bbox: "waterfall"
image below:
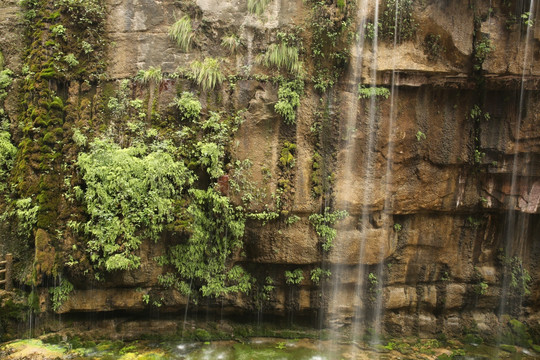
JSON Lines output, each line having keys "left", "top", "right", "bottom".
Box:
{"left": 496, "top": 0, "right": 536, "bottom": 354}
{"left": 349, "top": 0, "right": 381, "bottom": 355}
{"left": 327, "top": 0, "right": 369, "bottom": 335}
{"left": 371, "top": 0, "right": 401, "bottom": 347}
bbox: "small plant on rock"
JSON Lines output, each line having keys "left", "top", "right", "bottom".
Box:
{"left": 247, "top": 0, "right": 273, "bottom": 15}
{"left": 169, "top": 15, "right": 193, "bottom": 52}
{"left": 189, "top": 58, "right": 225, "bottom": 91}
{"left": 221, "top": 34, "right": 242, "bottom": 53}
{"left": 285, "top": 268, "right": 304, "bottom": 285}
{"left": 174, "top": 92, "right": 201, "bottom": 122}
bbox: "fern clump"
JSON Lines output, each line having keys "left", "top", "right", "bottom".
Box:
{"left": 189, "top": 58, "right": 225, "bottom": 91}
{"left": 258, "top": 43, "right": 302, "bottom": 75}
{"left": 221, "top": 34, "right": 242, "bottom": 53}
{"left": 0, "top": 123, "right": 16, "bottom": 192}
{"left": 75, "top": 139, "right": 194, "bottom": 273}
{"left": 174, "top": 92, "right": 202, "bottom": 122}
{"left": 247, "top": 0, "right": 272, "bottom": 15}
{"left": 169, "top": 15, "right": 193, "bottom": 52}
{"left": 135, "top": 66, "right": 163, "bottom": 85}
{"left": 158, "top": 187, "right": 251, "bottom": 299}
{"left": 357, "top": 84, "right": 390, "bottom": 99}
{"left": 309, "top": 208, "right": 348, "bottom": 251}
{"left": 275, "top": 79, "right": 303, "bottom": 124}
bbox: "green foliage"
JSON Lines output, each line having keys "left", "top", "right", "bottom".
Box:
{"left": 470, "top": 105, "right": 490, "bottom": 121}
{"left": 416, "top": 130, "right": 426, "bottom": 141}
{"left": 221, "top": 34, "right": 242, "bottom": 53}
{"left": 367, "top": 272, "right": 380, "bottom": 303}
{"left": 285, "top": 268, "right": 304, "bottom": 285}
{"left": 174, "top": 92, "right": 201, "bottom": 122}
{"left": 57, "top": 0, "right": 105, "bottom": 25}
{"left": 285, "top": 215, "right": 300, "bottom": 225}
{"left": 279, "top": 141, "right": 296, "bottom": 168}
{"left": 159, "top": 188, "right": 251, "bottom": 299}
{"left": 275, "top": 80, "right": 303, "bottom": 124}
{"left": 0, "top": 123, "right": 16, "bottom": 191}
{"left": 189, "top": 58, "right": 225, "bottom": 91}
{"left": 258, "top": 43, "right": 302, "bottom": 75}
{"left": 51, "top": 24, "right": 66, "bottom": 38}
{"left": 169, "top": 15, "right": 193, "bottom": 52}
{"left": 473, "top": 37, "right": 494, "bottom": 71}
{"left": 307, "top": 0, "right": 355, "bottom": 92}
{"left": 247, "top": 0, "right": 272, "bottom": 16}
{"left": 197, "top": 141, "right": 225, "bottom": 178}
{"left": 393, "top": 223, "right": 402, "bottom": 232}
{"left": 474, "top": 149, "right": 485, "bottom": 164}
{"left": 311, "top": 151, "right": 323, "bottom": 197}
{"left": 63, "top": 53, "right": 79, "bottom": 67}
{"left": 72, "top": 128, "right": 87, "bottom": 147}
{"left": 500, "top": 254, "right": 532, "bottom": 296}
{"left": 81, "top": 41, "right": 93, "bottom": 54}
{"left": 424, "top": 34, "right": 445, "bottom": 61}
{"left": 75, "top": 138, "right": 194, "bottom": 273}
{"left": 310, "top": 268, "right": 331, "bottom": 285}
{"left": 309, "top": 208, "right": 348, "bottom": 251}
{"left": 49, "top": 278, "right": 74, "bottom": 311}
{"left": 0, "top": 69, "right": 14, "bottom": 101}
{"left": 474, "top": 281, "right": 488, "bottom": 295}
{"left": 358, "top": 85, "right": 390, "bottom": 100}
{"left": 0, "top": 198, "right": 39, "bottom": 241}
{"left": 247, "top": 211, "right": 280, "bottom": 225}
{"left": 380, "top": 0, "right": 416, "bottom": 43}
{"left": 522, "top": 12, "right": 534, "bottom": 27}
{"left": 136, "top": 66, "right": 163, "bottom": 86}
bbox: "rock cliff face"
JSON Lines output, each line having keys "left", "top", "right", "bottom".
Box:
{"left": 0, "top": 0, "right": 539, "bottom": 338}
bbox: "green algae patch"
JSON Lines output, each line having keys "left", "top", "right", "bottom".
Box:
{"left": 1, "top": 339, "right": 66, "bottom": 358}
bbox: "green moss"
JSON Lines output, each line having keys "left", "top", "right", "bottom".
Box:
{"left": 500, "top": 344, "right": 517, "bottom": 353}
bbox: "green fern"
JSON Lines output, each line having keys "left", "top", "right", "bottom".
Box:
{"left": 190, "top": 58, "right": 225, "bottom": 91}
{"left": 257, "top": 43, "right": 302, "bottom": 75}
{"left": 221, "top": 34, "right": 242, "bottom": 53}
{"left": 169, "top": 15, "right": 193, "bottom": 52}
{"left": 136, "top": 66, "right": 163, "bottom": 85}
{"left": 247, "top": 0, "right": 272, "bottom": 15}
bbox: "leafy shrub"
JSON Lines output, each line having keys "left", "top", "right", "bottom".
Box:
{"left": 380, "top": 0, "right": 416, "bottom": 42}
{"left": 0, "top": 69, "right": 13, "bottom": 101}
{"left": 63, "top": 53, "right": 79, "bottom": 67}
{"left": 258, "top": 43, "right": 302, "bottom": 75}
{"left": 49, "top": 278, "right": 74, "bottom": 311}
{"left": 51, "top": 24, "right": 66, "bottom": 38}
{"left": 72, "top": 128, "right": 87, "bottom": 147}
{"left": 0, "top": 124, "right": 16, "bottom": 191}
{"left": 57, "top": 0, "right": 105, "bottom": 25}
{"left": 159, "top": 188, "right": 251, "bottom": 298}
{"left": 174, "top": 92, "right": 201, "bottom": 122}
{"left": 473, "top": 37, "right": 494, "bottom": 71}
{"left": 169, "top": 15, "right": 193, "bottom": 52}
{"left": 358, "top": 85, "right": 390, "bottom": 99}
{"left": 309, "top": 209, "right": 348, "bottom": 251}
{"left": 310, "top": 268, "right": 331, "bottom": 285}
{"left": 76, "top": 139, "right": 194, "bottom": 272}
{"left": 275, "top": 80, "right": 303, "bottom": 124}
{"left": 197, "top": 141, "right": 225, "bottom": 179}
{"left": 189, "top": 58, "right": 225, "bottom": 91}
{"left": 423, "top": 33, "right": 445, "bottom": 61}
{"left": 285, "top": 268, "right": 304, "bottom": 285}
